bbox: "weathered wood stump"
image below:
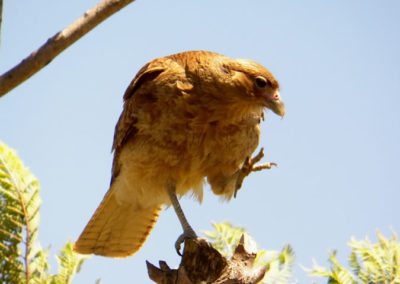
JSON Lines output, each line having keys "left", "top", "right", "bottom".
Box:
{"left": 146, "top": 234, "right": 266, "bottom": 284}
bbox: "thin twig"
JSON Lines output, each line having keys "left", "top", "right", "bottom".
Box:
{"left": 0, "top": 0, "right": 136, "bottom": 97}
{"left": 0, "top": 0, "right": 3, "bottom": 45}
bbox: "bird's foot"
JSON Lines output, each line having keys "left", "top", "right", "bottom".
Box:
{"left": 234, "top": 148, "right": 277, "bottom": 198}
{"left": 175, "top": 229, "right": 197, "bottom": 256}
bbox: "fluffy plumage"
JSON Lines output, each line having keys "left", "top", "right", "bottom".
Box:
{"left": 74, "top": 50, "right": 284, "bottom": 257}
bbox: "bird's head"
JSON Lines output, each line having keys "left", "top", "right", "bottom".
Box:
{"left": 217, "top": 58, "right": 285, "bottom": 117}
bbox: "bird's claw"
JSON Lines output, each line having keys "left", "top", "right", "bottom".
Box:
{"left": 234, "top": 148, "right": 277, "bottom": 198}
{"left": 175, "top": 230, "right": 197, "bottom": 256}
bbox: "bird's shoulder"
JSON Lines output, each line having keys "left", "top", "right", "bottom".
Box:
{"left": 109, "top": 53, "right": 196, "bottom": 182}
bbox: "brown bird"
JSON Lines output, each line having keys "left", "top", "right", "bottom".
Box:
{"left": 74, "top": 50, "right": 284, "bottom": 257}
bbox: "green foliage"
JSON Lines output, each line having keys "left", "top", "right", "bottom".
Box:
{"left": 204, "top": 222, "right": 295, "bottom": 284}
{"left": 204, "top": 222, "right": 246, "bottom": 258}
{"left": 309, "top": 231, "right": 400, "bottom": 284}
{"left": 258, "top": 245, "right": 295, "bottom": 284}
{"left": 51, "top": 242, "right": 87, "bottom": 284}
{"left": 0, "top": 142, "right": 88, "bottom": 284}
{"left": 0, "top": 141, "right": 41, "bottom": 283}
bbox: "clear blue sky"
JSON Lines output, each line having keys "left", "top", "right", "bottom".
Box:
{"left": 1, "top": 1, "right": 399, "bottom": 283}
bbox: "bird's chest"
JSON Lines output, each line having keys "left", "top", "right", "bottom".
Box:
{"left": 154, "top": 110, "right": 260, "bottom": 151}
{"left": 200, "top": 119, "right": 261, "bottom": 170}
{"left": 121, "top": 107, "right": 262, "bottom": 202}
{"left": 138, "top": 101, "right": 262, "bottom": 174}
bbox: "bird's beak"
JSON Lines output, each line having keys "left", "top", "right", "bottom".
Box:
{"left": 265, "top": 90, "right": 285, "bottom": 117}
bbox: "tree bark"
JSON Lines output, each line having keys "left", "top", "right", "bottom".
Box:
{"left": 147, "top": 234, "right": 266, "bottom": 284}
{"left": 0, "top": 0, "right": 136, "bottom": 98}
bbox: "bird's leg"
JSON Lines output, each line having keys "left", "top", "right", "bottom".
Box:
{"left": 166, "top": 181, "right": 197, "bottom": 255}
{"left": 234, "top": 148, "right": 277, "bottom": 198}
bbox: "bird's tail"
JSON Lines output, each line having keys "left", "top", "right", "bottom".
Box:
{"left": 74, "top": 191, "right": 162, "bottom": 257}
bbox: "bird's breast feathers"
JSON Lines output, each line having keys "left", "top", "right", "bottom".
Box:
{"left": 114, "top": 104, "right": 262, "bottom": 206}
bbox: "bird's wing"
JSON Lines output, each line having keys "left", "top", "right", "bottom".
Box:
{"left": 112, "top": 63, "right": 165, "bottom": 152}
{"left": 110, "top": 63, "right": 165, "bottom": 183}
{"left": 74, "top": 62, "right": 168, "bottom": 257}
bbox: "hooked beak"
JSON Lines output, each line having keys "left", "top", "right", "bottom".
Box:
{"left": 265, "top": 90, "right": 285, "bottom": 117}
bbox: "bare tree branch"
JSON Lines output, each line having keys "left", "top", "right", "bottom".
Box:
{"left": 0, "top": 0, "right": 136, "bottom": 98}
{"left": 0, "top": 0, "right": 3, "bottom": 45}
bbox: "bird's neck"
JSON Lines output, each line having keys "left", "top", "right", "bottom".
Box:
{"left": 206, "top": 101, "right": 264, "bottom": 126}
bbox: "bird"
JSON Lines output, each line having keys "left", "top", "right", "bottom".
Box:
{"left": 74, "top": 50, "right": 285, "bottom": 257}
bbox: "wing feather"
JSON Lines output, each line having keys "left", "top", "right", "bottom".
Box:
{"left": 111, "top": 64, "right": 165, "bottom": 183}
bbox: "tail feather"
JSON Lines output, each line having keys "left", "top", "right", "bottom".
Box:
{"left": 74, "top": 191, "right": 161, "bottom": 257}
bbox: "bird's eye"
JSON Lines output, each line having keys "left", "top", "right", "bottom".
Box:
{"left": 254, "top": 76, "right": 269, "bottom": 89}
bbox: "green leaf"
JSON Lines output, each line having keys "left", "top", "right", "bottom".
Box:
{"left": 204, "top": 222, "right": 246, "bottom": 258}
{"left": 51, "top": 242, "right": 89, "bottom": 284}
{"left": 308, "top": 231, "right": 400, "bottom": 283}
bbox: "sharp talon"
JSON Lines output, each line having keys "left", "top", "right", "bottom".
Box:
{"left": 234, "top": 187, "right": 239, "bottom": 198}
{"left": 175, "top": 234, "right": 185, "bottom": 256}
{"left": 175, "top": 231, "right": 197, "bottom": 256}
{"left": 253, "top": 162, "right": 278, "bottom": 171}
{"left": 234, "top": 148, "right": 278, "bottom": 196}
{"left": 251, "top": 148, "right": 265, "bottom": 164}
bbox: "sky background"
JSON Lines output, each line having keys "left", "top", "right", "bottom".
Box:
{"left": 1, "top": 0, "right": 400, "bottom": 283}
